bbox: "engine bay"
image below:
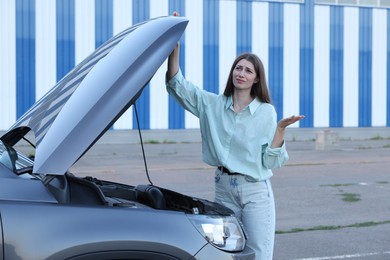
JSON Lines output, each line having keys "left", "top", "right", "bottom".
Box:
{"left": 70, "top": 175, "right": 234, "bottom": 216}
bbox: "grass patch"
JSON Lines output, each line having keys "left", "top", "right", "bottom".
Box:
{"left": 358, "top": 145, "right": 372, "bottom": 150}
{"left": 276, "top": 220, "right": 390, "bottom": 234}
{"left": 339, "top": 192, "right": 360, "bottom": 202}
{"left": 320, "top": 184, "right": 362, "bottom": 202}
{"left": 143, "top": 139, "right": 175, "bottom": 144}
{"left": 320, "top": 183, "right": 354, "bottom": 187}
{"left": 370, "top": 134, "right": 384, "bottom": 140}
{"left": 162, "top": 139, "right": 175, "bottom": 144}
{"left": 144, "top": 139, "right": 160, "bottom": 144}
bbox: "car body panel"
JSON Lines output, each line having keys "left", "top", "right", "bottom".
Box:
{"left": 0, "top": 177, "right": 56, "bottom": 203}
{"left": 0, "top": 202, "right": 206, "bottom": 260}
{"left": 0, "top": 159, "right": 56, "bottom": 203}
{"left": 194, "top": 243, "right": 256, "bottom": 260}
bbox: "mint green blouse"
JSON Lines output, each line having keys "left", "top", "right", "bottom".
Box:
{"left": 166, "top": 69, "right": 289, "bottom": 181}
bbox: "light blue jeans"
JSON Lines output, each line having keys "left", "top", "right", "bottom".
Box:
{"left": 215, "top": 169, "right": 275, "bottom": 260}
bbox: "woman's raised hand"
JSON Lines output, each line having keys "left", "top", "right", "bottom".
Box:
{"left": 277, "top": 115, "right": 305, "bottom": 130}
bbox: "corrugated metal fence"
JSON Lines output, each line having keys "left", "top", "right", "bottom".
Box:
{"left": 0, "top": 0, "right": 389, "bottom": 130}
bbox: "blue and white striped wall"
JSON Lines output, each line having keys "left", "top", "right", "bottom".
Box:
{"left": 1, "top": 0, "right": 389, "bottom": 131}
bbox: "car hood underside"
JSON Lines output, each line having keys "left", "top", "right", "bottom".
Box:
{"left": 1, "top": 16, "right": 188, "bottom": 176}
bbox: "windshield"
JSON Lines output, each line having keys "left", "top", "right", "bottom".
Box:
{"left": 0, "top": 140, "right": 34, "bottom": 174}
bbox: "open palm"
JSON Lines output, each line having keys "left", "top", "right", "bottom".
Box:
{"left": 278, "top": 115, "right": 305, "bottom": 129}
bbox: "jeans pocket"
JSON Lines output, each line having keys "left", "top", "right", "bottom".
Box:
{"left": 244, "top": 175, "right": 259, "bottom": 183}
{"left": 264, "top": 179, "right": 273, "bottom": 198}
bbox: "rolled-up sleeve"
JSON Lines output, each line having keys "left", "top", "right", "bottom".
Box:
{"left": 262, "top": 142, "right": 289, "bottom": 169}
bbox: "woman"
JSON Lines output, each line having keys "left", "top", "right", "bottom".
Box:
{"left": 166, "top": 41, "right": 304, "bottom": 259}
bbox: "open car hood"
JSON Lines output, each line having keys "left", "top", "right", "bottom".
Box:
{"left": 1, "top": 16, "right": 188, "bottom": 175}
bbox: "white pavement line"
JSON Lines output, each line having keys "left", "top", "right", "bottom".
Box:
{"left": 292, "top": 251, "right": 390, "bottom": 260}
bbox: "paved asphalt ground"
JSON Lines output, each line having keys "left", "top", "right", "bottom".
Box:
{"left": 70, "top": 128, "right": 390, "bottom": 260}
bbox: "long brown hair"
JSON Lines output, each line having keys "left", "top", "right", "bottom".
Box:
{"left": 223, "top": 52, "right": 271, "bottom": 104}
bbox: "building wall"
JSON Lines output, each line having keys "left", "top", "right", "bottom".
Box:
{"left": 0, "top": 0, "right": 389, "bottom": 131}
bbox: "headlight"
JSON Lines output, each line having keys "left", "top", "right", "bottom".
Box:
{"left": 187, "top": 214, "right": 246, "bottom": 252}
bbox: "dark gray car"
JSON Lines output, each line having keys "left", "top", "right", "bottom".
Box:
{"left": 0, "top": 16, "right": 254, "bottom": 260}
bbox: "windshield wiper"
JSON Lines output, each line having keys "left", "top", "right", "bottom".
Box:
{"left": 15, "top": 165, "right": 33, "bottom": 175}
